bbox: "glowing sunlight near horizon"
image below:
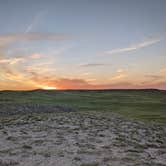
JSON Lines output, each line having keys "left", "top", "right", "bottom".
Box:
{"left": 41, "top": 86, "right": 57, "bottom": 90}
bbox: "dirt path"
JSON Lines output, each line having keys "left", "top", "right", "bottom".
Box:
{"left": 0, "top": 112, "right": 166, "bottom": 166}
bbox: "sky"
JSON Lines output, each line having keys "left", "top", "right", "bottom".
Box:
{"left": 0, "top": 0, "right": 166, "bottom": 90}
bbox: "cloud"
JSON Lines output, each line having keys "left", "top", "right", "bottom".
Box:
{"left": 81, "top": 72, "right": 91, "bottom": 76}
{"left": 5, "top": 71, "right": 24, "bottom": 81}
{"left": 0, "top": 52, "right": 44, "bottom": 65}
{"left": 0, "top": 66, "right": 26, "bottom": 82}
{"left": 27, "top": 70, "right": 132, "bottom": 90}
{"left": 29, "top": 53, "right": 43, "bottom": 59}
{"left": 30, "top": 75, "right": 136, "bottom": 90}
{"left": 0, "top": 67, "right": 37, "bottom": 90}
{"left": 159, "top": 68, "right": 166, "bottom": 74}
{"left": 0, "top": 57, "right": 25, "bottom": 65}
{"left": 116, "top": 69, "right": 124, "bottom": 73}
{"left": 79, "top": 63, "right": 109, "bottom": 67}
{"left": 144, "top": 74, "right": 164, "bottom": 80}
{"left": 86, "top": 78, "right": 97, "bottom": 82}
{"left": 104, "top": 37, "right": 163, "bottom": 55}
{"left": 25, "top": 11, "right": 47, "bottom": 33}
{"left": 0, "top": 32, "right": 71, "bottom": 48}
{"left": 1, "top": 67, "right": 166, "bottom": 90}
{"left": 33, "top": 76, "right": 166, "bottom": 90}
{"left": 110, "top": 73, "right": 127, "bottom": 81}
{"left": 109, "top": 70, "right": 127, "bottom": 82}
{"left": 25, "top": 63, "right": 55, "bottom": 75}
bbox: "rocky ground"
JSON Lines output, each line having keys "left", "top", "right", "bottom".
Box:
{"left": 0, "top": 111, "right": 166, "bottom": 166}
{"left": 0, "top": 104, "right": 75, "bottom": 115}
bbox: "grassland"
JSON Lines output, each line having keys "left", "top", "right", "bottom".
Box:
{"left": 0, "top": 89, "right": 166, "bottom": 166}
{"left": 0, "top": 89, "right": 166, "bottom": 123}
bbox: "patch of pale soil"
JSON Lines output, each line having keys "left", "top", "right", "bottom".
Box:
{"left": 0, "top": 112, "right": 166, "bottom": 166}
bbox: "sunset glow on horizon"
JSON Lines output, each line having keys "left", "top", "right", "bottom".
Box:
{"left": 41, "top": 86, "right": 57, "bottom": 90}
{"left": 0, "top": 0, "right": 166, "bottom": 90}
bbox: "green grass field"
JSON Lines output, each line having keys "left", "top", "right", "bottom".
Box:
{"left": 0, "top": 89, "right": 166, "bottom": 123}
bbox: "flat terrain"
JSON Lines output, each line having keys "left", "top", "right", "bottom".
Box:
{"left": 0, "top": 89, "right": 166, "bottom": 122}
{"left": 0, "top": 112, "right": 166, "bottom": 166}
{"left": 0, "top": 89, "right": 166, "bottom": 166}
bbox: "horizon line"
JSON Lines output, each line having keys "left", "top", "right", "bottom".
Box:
{"left": 0, "top": 88, "right": 166, "bottom": 92}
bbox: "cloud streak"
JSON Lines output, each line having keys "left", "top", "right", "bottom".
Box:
{"left": 25, "top": 11, "right": 47, "bottom": 33}
{"left": 144, "top": 74, "right": 164, "bottom": 80}
{"left": 79, "top": 63, "right": 109, "bottom": 67}
{"left": 0, "top": 32, "right": 70, "bottom": 48}
{"left": 1, "top": 67, "right": 166, "bottom": 90}
{"left": 29, "top": 73, "right": 166, "bottom": 90}
{"left": 0, "top": 57, "right": 25, "bottom": 65}
{"left": 109, "top": 73, "right": 127, "bottom": 81}
{"left": 104, "top": 37, "right": 163, "bottom": 55}
{"left": 0, "top": 51, "right": 44, "bottom": 66}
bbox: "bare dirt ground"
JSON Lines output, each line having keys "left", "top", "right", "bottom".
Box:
{"left": 0, "top": 111, "right": 166, "bottom": 166}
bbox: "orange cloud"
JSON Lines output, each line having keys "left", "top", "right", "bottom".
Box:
{"left": 0, "top": 32, "right": 71, "bottom": 48}
{"left": 109, "top": 70, "right": 127, "bottom": 82}
{"left": 1, "top": 70, "right": 166, "bottom": 90}
{"left": 0, "top": 57, "right": 25, "bottom": 65}
{"left": 29, "top": 53, "right": 43, "bottom": 59}
{"left": 109, "top": 73, "right": 127, "bottom": 81}
{"left": 25, "top": 72, "right": 151, "bottom": 90}
{"left": 26, "top": 70, "right": 166, "bottom": 90}
{"left": 0, "top": 55, "right": 166, "bottom": 90}
{"left": 79, "top": 63, "right": 109, "bottom": 67}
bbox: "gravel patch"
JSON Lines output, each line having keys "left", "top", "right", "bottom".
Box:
{"left": 0, "top": 111, "right": 166, "bottom": 166}
{"left": 0, "top": 103, "right": 75, "bottom": 116}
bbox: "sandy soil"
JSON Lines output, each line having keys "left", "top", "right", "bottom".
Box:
{"left": 0, "top": 111, "right": 166, "bottom": 166}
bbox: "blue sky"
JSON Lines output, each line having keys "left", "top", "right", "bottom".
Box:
{"left": 0, "top": 0, "right": 166, "bottom": 89}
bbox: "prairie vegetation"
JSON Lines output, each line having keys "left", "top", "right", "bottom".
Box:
{"left": 0, "top": 89, "right": 166, "bottom": 165}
